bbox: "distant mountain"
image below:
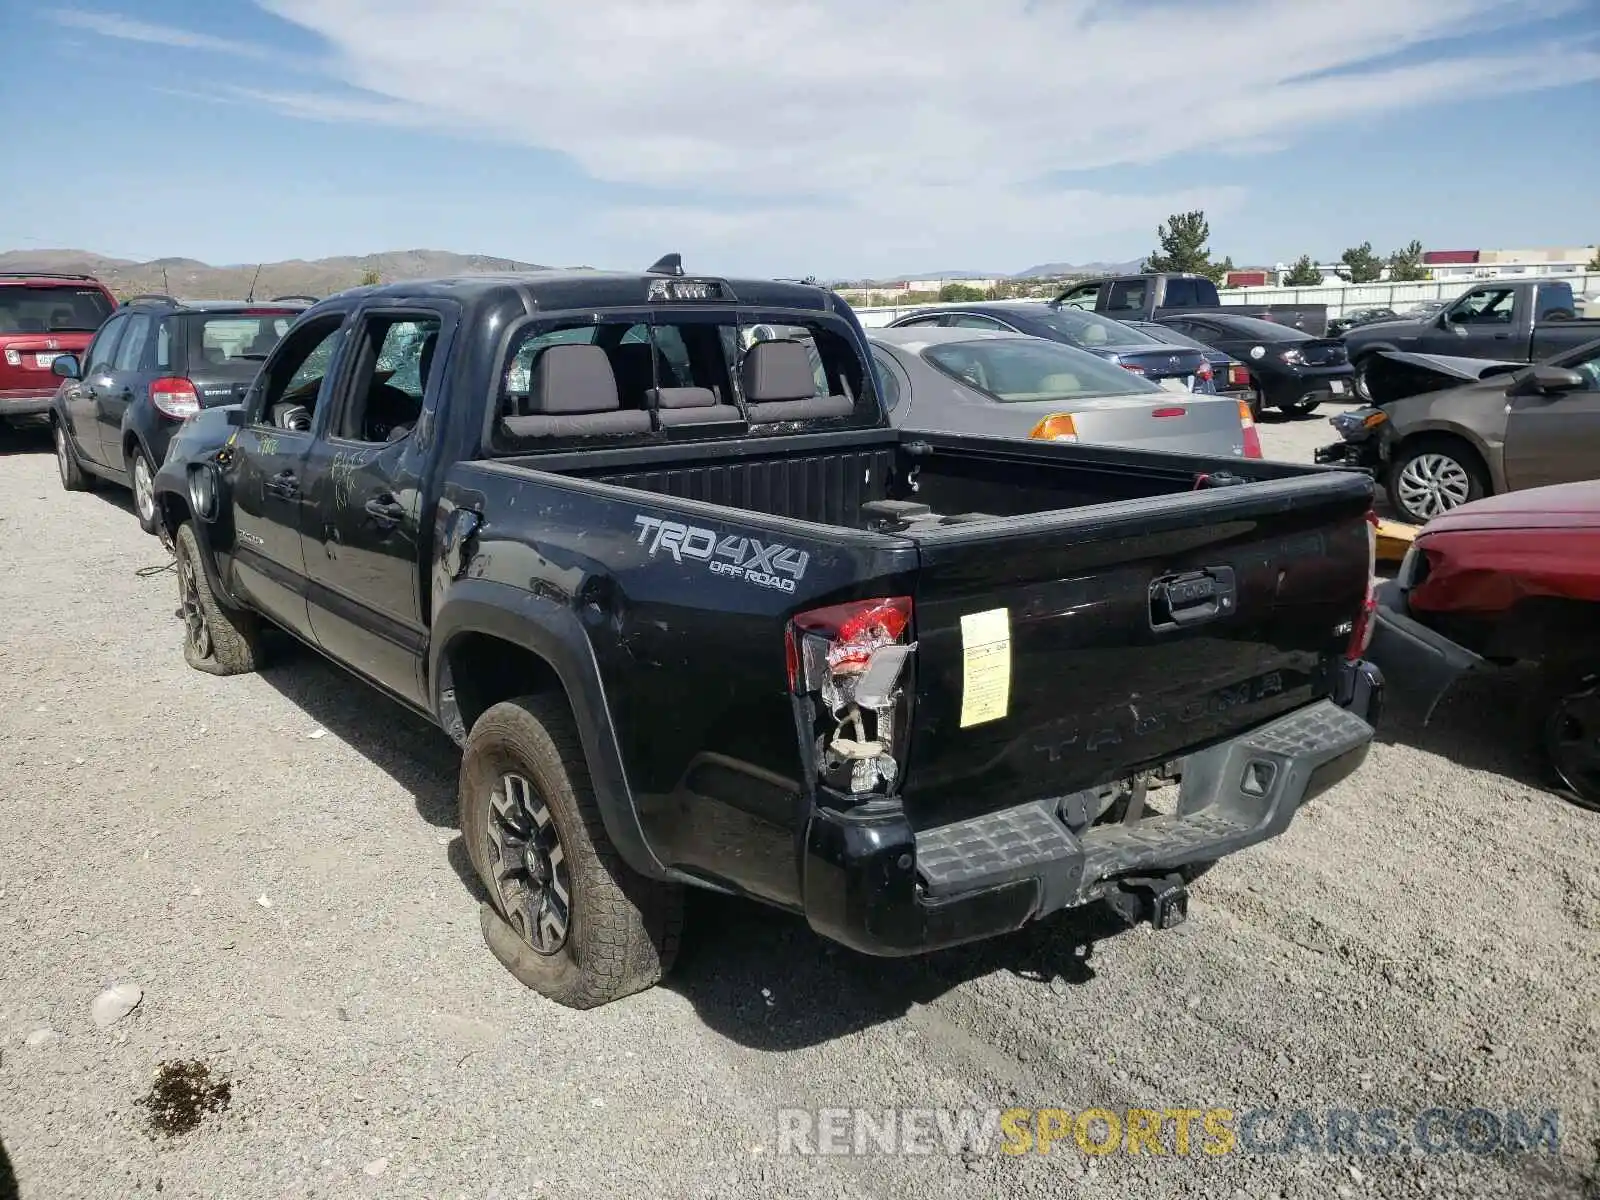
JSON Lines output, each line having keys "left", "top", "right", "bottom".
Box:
{"left": 1009, "top": 258, "right": 1144, "bottom": 278}
{"left": 0, "top": 249, "right": 552, "bottom": 300}
{"left": 837, "top": 258, "right": 1146, "bottom": 287}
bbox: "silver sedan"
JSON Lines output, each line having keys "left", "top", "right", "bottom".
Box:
{"left": 868, "top": 327, "right": 1260, "bottom": 458}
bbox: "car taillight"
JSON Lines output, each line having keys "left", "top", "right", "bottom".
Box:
{"left": 786, "top": 597, "right": 915, "bottom": 796}
{"left": 150, "top": 377, "right": 200, "bottom": 419}
{"left": 1029, "top": 414, "right": 1078, "bottom": 441}
{"left": 1228, "top": 364, "right": 1250, "bottom": 387}
{"left": 1117, "top": 362, "right": 1147, "bottom": 374}
{"left": 1236, "top": 399, "right": 1262, "bottom": 459}
{"left": 1152, "top": 407, "right": 1186, "bottom": 418}
{"left": 1346, "top": 511, "right": 1379, "bottom": 660}
{"left": 4, "top": 349, "right": 19, "bottom": 367}
{"left": 1196, "top": 362, "right": 1213, "bottom": 383}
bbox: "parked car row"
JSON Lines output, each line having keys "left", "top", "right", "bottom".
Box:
{"left": 22, "top": 259, "right": 1387, "bottom": 1010}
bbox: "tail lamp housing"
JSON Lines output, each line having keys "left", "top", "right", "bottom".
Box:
{"left": 1236, "top": 399, "right": 1263, "bottom": 459}
{"left": 1029, "top": 414, "right": 1078, "bottom": 442}
{"left": 1346, "top": 511, "right": 1380, "bottom": 660}
{"left": 785, "top": 597, "right": 915, "bottom": 797}
{"left": 151, "top": 377, "right": 201, "bottom": 419}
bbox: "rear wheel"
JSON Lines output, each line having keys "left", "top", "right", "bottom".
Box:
{"left": 1352, "top": 357, "right": 1377, "bottom": 402}
{"left": 1278, "top": 395, "right": 1321, "bottom": 417}
{"left": 462, "top": 694, "right": 683, "bottom": 1009}
{"left": 129, "top": 446, "right": 159, "bottom": 534}
{"left": 54, "top": 421, "right": 94, "bottom": 492}
{"left": 1386, "top": 438, "right": 1489, "bottom": 524}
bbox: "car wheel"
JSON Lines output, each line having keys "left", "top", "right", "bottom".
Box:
{"left": 129, "top": 446, "right": 159, "bottom": 535}
{"left": 1352, "top": 358, "right": 1376, "bottom": 402}
{"left": 54, "top": 421, "right": 95, "bottom": 492}
{"left": 175, "top": 521, "right": 264, "bottom": 676}
{"left": 1545, "top": 671, "right": 1600, "bottom": 812}
{"left": 462, "top": 693, "right": 683, "bottom": 1010}
{"left": 1278, "top": 395, "right": 1321, "bottom": 417}
{"left": 1386, "top": 439, "right": 1488, "bottom": 524}
{"left": 1247, "top": 387, "right": 1264, "bottom": 422}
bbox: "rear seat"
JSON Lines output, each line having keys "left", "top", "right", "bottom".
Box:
{"left": 502, "top": 344, "right": 652, "bottom": 438}
{"left": 650, "top": 386, "right": 742, "bottom": 427}
{"left": 741, "top": 340, "right": 855, "bottom": 422}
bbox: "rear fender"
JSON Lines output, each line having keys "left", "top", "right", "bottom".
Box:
{"left": 429, "top": 577, "right": 671, "bottom": 882}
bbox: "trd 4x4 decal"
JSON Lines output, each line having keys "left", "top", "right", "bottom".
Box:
{"left": 633, "top": 515, "right": 810, "bottom": 594}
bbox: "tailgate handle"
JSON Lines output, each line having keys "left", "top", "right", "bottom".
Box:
{"left": 1150, "top": 567, "right": 1236, "bottom": 631}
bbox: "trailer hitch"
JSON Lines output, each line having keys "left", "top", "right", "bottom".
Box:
{"left": 1105, "top": 871, "right": 1189, "bottom": 931}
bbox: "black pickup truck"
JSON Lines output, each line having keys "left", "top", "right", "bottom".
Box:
{"left": 1053, "top": 272, "right": 1330, "bottom": 336}
{"left": 151, "top": 263, "right": 1383, "bottom": 1009}
{"left": 1343, "top": 279, "right": 1600, "bottom": 400}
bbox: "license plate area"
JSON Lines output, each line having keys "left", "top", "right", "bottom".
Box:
{"left": 34, "top": 353, "right": 61, "bottom": 369}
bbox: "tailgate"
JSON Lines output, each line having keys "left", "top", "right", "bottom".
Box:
{"left": 899, "top": 472, "right": 1373, "bottom": 828}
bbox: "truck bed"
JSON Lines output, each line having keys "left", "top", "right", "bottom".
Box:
{"left": 471, "top": 429, "right": 1373, "bottom": 842}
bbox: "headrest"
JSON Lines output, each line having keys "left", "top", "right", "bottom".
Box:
{"left": 530, "top": 343, "right": 620, "bottom": 414}
{"left": 649, "top": 386, "right": 718, "bottom": 409}
{"left": 741, "top": 340, "right": 818, "bottom": 403}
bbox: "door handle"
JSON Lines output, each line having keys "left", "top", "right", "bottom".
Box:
{"left": 265, "top": 469, "right": 299, "bottom": 499}
{"left": 364, "top": 495, "right": 406, "bottom": 526}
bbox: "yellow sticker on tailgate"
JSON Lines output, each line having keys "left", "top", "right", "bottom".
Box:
{"left": 959, "top": 607, "right": 1012, "bottom": 728}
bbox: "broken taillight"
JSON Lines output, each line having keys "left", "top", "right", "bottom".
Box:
{"left": 786, "top": 597, "right": 915, "bottom": 797}
{"left": 1346, "top": 511, "right": 1379, "bottom": 660}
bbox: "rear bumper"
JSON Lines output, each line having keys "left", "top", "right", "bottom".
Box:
{"left": 1366, "top": 580, "right": 1481, "bottom": 721}
{"left": 1262, "top": 371, "right": 1354, "bottom": 407}
{"left": 803, "top": 674, "right": 1380, "bottom": 956}
{"left": 0, "top": 389, "right": 56, "bottom": 418}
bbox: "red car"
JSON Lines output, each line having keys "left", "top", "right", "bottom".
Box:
{"left": 0, "top": 272, "right": 118, "bottom": 425}
{"left": 1370, "top": 480, "right": 1600, "bottom": 808}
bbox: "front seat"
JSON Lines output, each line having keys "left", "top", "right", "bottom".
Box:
{"left": 382, "top": 331, "right": 436, "bottom": 442}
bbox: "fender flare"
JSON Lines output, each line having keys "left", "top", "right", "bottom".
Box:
{"left": 429, "top": 578, "right": 670, "bottom": 882}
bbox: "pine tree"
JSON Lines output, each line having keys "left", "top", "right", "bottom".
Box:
{"left": 1282, "top": 255, "right": 1324, "bottom": 287}
{"left": 1387, "top": 240, "right": 1427, "bottom": 283}
{"left": 1144, "top": 211, "right": 1224, "bottom": 280}
{"left": 1340, "top": 242, "right": 1384, "bottom": 284}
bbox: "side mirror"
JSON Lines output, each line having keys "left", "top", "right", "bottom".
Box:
{"left": 51, "top": 354, "right": 81, "bottom": 379}
{"left": 1515, "top": 364, "right": 1586, "bottom": 396}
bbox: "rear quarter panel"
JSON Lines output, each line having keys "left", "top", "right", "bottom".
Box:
{"left": 436, "top": 461, "right": 918, "bottom": 906}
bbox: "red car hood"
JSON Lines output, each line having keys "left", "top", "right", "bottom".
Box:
{"left": 1418, "top": 481, "right": 1600, "bottom": 536}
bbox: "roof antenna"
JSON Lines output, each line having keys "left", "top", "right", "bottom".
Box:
{"left": 646, "top": 253, "right": 684, "bottom": 277}
{"left": 246, "top": 263, "right": 263, "bottom": 302}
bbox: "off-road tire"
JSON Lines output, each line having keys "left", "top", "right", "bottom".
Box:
{"left": 54, "top": 420, "right": 95, "bottom": 492}
{"left": 175, "top": 521, "right": 263, "bottom": 676}
{"left": 462, "top": 694, "right": 683, "bottom": 1009}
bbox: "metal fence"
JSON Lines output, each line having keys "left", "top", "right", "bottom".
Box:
{"left": 848, "top": 273, "right": 1600, "bottom": 328}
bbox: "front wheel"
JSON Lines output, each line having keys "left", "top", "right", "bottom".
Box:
{"left": 462, "top": 694, "right": 683, "bottom": 1009}
{"left": 175, "top": 522, "right": 264, "bottom": 675}
{"left": 1386, "top": 440, "right": 1488, "bottom": 524}
{"left": 129, "top": 446, "right": 159, "bottom": 535}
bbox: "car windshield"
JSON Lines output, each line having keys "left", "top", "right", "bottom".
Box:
{"left": 923, "top": 337, "right": 1162, "bottom": 402}
{"left": 1215, "top": 316, "right": 1313, "bottom": 341}
{"left": 1029, "top": 306, "right": 1161, "bottom": 348}
{"left": 0, "top": 286, "right": 114, "bottom": 333}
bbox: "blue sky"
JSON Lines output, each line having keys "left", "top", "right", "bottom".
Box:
{"left": 2, "top": 0, "right": 1598, "bottom": 278}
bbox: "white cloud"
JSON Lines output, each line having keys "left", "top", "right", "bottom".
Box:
{"left": 52, "top": 8, "right": 278, "bottom": 61}
{"left": 56, "top": 0, "right": 1600, "bottom": 271}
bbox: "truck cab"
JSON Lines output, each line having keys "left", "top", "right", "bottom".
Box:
{"left": 1054, "top": 272, "right": 1329, "bottom": 335}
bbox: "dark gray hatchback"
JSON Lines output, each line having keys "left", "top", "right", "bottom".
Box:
{"left": 49, "top": 295, "right": 313, "bottom": 533}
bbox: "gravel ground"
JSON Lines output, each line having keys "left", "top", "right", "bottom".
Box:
{"left": 2, "top": 416, "right": 1597, "bottom": 1200}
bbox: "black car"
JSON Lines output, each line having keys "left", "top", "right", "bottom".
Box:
{"left": 886, "top": 301, "right": 1214, "bottom": 393}
{"left": 1122, "top": 320, "right": 1253, "bottom": 404}
{"left": 49, "top": 295, "right": 312, "bottom": 532}
{"left": 1327, "top": 307, "right": 1399, "bottom": 337}
{"left": 1155, "top": 312, "right": 1354, "bottom": 416}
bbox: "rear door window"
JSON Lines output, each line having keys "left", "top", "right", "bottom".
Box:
{"left": 113, "top": 314, "right": 153, "bottom": 371}
{"left": 1104, "top": 279, "right": 1147, "bottom": 316}
{"left": 948, "top": 314, "right": 1006, "bottom": 331}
